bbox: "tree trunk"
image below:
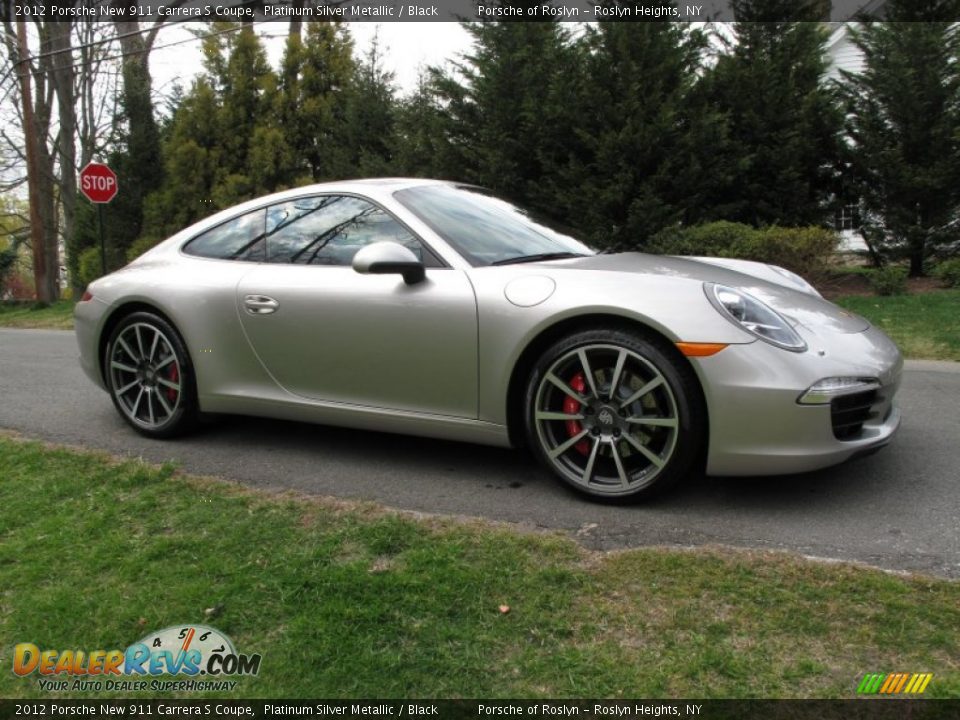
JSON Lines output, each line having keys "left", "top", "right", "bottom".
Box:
{"left": 49, "top": 21, "right": 79, "bottom": 298}
{"left": 16, "top": 20, "right": 56, "bottom": 304}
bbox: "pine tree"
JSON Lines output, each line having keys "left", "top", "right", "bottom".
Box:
{"left": 547, "top": 21, "right": 715, "bottom": 249}
{"left": 280, "top": 22, "right": 356, "bottom": 181}
{"left": 144, "top": 78, "right": 223, "bottom": 235}
{"left": 704, "top": 0, "right": 842, "bottom": 227}
{"left": 99, "top": 51, "right": 164, "bottom": 263}
{"left": 343, "top": 31, "right": 399, "bottom": 177}
{"left": 431, "top": 17, "right": 573, "bottom": 207}
{"left": 211, "top": 23, "right": 277, "bottom": 204}
{"left": 393, "top": 70, "right": 449, "bottom": 178}
{"left": 144, "top": 23, "right": 287, "bottom": 235}
{"left": 841, "top": 0, "right": 960, "bottom": 275}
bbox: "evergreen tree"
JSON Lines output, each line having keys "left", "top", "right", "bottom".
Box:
{"left": 143, "top": 78, "right": 223, "bottom": 235}
{"left": 109, "top": 53, "right": 164, "bottom": 248}
{"left": 431, "top": 16, "right": 572, "bottom": 207}
{"left": 211, "top": 23, "right": 278, "bottom": 204}
{"left": 393, "top": 69, "right": 450, "bottom": 178}
{"left": 549, "top": 20, "right": 715, "bottom": 248}
{"left": 278, "top": 22, "right": 356, "bottom": 181}
{"left": 343, "top": 32, "right": 399, "bottom": 177}
{"left": 841, "top": 0, "right": 960, "bottom": 275}
{"left": 144, "top": 23, "right": 286, "bottom": 235}
{"left": 704, "top": 0, "right": 842, "bottom": 227}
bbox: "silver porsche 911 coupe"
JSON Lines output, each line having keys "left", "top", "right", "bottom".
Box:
{"left": 76, "top": 179, "right": 902, "bottom": 501}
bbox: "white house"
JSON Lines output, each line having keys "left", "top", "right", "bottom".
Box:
{"left": 823, "top": 2, "right": 889, "bottom": 252}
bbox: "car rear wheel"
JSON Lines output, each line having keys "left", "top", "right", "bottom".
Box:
{"left": 525, "top": 328, "right": 704, "bottom": 501}
{"left": 105, "top": 312, "right": 198, "bottom": 438}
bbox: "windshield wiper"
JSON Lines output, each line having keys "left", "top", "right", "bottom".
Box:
{"left": 491, "top": 252, "right": 587, "bottom": 266}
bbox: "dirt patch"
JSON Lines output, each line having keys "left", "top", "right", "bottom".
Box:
{"left": 817, "top": 273, "right": 872, "bottom": 299}
{"left": 817, "top": 273, "right": 945, "bottom": 300}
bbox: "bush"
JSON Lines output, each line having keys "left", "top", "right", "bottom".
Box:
{"left": 77, "top": 247, "right": 105, "bottom": 289}
{"left": 647, "top": 222, "right": 839, "bottom": 281}
{"left": 0, "top": 237, "right": 22, "bottom": 293}
{"left": 647, "top": 221, "right": 756, "bottom": 257}
{"left": 77, "top": 244, "right": 130, "bottom": 289}
{"left": 1, "top": 272, "right": 34, "bottom": 300}
{"left": 126, "top": 235, "right": 162, "bottom": 263}
{"left": 934, "top": 259, "right": 960, "bottom": 288}
{"left": 868, "top": 266, "right": 908, "bottom": 296}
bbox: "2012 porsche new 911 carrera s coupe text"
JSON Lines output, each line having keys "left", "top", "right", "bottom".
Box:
{"left": 76, "top": 179, "right": 903, "bottom": 501}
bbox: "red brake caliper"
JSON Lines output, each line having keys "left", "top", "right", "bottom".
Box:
{"left": 167, "top": 363, "right": 179, "bottom": 403}
{"left": 563, "top": 373, "right": 590, "bottom": 455}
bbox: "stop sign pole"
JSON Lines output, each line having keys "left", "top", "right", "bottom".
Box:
{"left": 79, "top": 162, "right": 118, "bottom": 276}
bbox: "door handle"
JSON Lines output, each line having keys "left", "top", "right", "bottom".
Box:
{"left": 244, "top": 294, "right": 279, "bottom": 315}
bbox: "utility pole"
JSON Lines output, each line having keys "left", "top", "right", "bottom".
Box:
{"left": 15, "top": 20, "right": 51, "bottom": 305}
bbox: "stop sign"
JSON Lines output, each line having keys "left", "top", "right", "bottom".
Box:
{"left": 79, "top": 162, "right": 118, "bottom": 203}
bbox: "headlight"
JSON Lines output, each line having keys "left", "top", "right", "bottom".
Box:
{"left": 705, "top": 283, "right": 807, "bottom": 352}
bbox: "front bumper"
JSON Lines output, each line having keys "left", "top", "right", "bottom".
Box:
{"left": 694, "top": 323, "right": 903, "bottom": 476}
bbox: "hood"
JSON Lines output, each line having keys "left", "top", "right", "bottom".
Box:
{"left": 553, "top": 252, "right": 870, "bottom": 335}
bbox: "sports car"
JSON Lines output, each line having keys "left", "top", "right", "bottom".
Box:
{"left": 75, "top": 179, "right": 902, "bottom": 500}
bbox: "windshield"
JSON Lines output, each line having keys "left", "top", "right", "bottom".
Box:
{"left": 394, "top": 185, "right": 594, "bottom": 266}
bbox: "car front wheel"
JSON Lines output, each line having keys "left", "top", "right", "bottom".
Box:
{"left": 525, "top": 328, "right": 704, "bottom": 501}
{"left": 105, "top": 311, "right": 198, "bottom": 438}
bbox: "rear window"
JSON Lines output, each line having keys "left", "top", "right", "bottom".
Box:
{"left": 182, "top": 209, "right": 266, "bottom": 261}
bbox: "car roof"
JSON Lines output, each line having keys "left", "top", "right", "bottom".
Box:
{"left": 283, "top": 177, "right": 449, "bottom": 194}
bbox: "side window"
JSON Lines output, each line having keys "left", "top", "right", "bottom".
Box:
{"left": 182, "top": 209, "right": 266, "bottom": 261}
{"left": 265, "top": 195, "right": 435, "bottom": 266}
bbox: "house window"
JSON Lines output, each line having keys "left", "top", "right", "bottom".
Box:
{"left": 835, "top": 203, "right": 861, "bottom": 232}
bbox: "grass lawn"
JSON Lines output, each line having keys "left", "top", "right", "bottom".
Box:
{"left": 0, "top": 300, "right": 74, "bottom": 330}
{"left": 835, "top": 290, "right": 960, "bottom": 362}
{"left": 1, "top": 434, "right": 957, "bottom": 699}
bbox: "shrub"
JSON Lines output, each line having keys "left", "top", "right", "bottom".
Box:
{"left": 868, "top": 266, "right": 908, "bottom": 296}
{"left": 934, "top": 259, "right": 960, "bottom": 288}
{"left": 78, "top": 245, "right": 130, "bottom": 289}
{"left": 0, "top": 237, "right": 22, "bottom": 294}
{"left": 647, "top": 222, "right": 839, "bottom": 281}
{"left": 1, "top": 272, "right": 34, "bottom": 300}
{"left": 647, "top": 221, "right": 757, "bottom": 258}
{"left": 77, "top": 247, "right": 105, "bottom": 289}
{"left": 126, "top": 235, "right": 162, "bottom": 263}
{"left": 737, "top": 226, "right": 838, "bottom": 281}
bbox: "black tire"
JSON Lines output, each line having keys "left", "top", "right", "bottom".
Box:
{"left": 104, "top": 311, "right": 198, "bottom": 438}
{"left": 523, "top": 328, "right": 705, "bottom": 502}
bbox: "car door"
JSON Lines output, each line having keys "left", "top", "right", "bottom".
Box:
{"left": 236, "top": 194, "right": 478, "bottom": 419}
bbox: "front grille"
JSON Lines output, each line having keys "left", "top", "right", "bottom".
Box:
{"left": 831, "top": 389, "right": 879, "bottom": 440}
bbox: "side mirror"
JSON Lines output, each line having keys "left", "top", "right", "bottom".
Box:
{"left": 352, "top": 241, "right": 425, "bottom": 285}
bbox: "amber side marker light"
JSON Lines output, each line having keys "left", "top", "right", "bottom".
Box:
{"left": 676, "top": 342, "right": 728, "bottom": 357}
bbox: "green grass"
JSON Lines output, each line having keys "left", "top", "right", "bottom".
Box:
{"left": 0, "top": 300, "right": 74, "bottom": 330}
{"left": 1, "top": 435, "right": 957, "bottom": 699}
{"left": 836, "top": 290, "right": 960, "bottom": 361}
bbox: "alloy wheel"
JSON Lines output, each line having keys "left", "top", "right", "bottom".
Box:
{"left": 533, "top": 343, "right": 680, "bottom": 495}
{"left": 109, "top": 322, "right": 183, "bottom": 430}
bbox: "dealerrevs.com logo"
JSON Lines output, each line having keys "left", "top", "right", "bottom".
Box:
{"left": 13, "top": 625, "right": 261, "bottom": 692}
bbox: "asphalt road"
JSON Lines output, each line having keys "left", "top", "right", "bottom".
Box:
{"left": 2, "top": 328, "right": 958, "bottom": 578}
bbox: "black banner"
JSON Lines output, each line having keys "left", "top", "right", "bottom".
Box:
{"left": 0, "top": 0, "right": 927, "bottom": 24}
{"left": 1, "top": 700, "right": 960, "bottom": 720}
